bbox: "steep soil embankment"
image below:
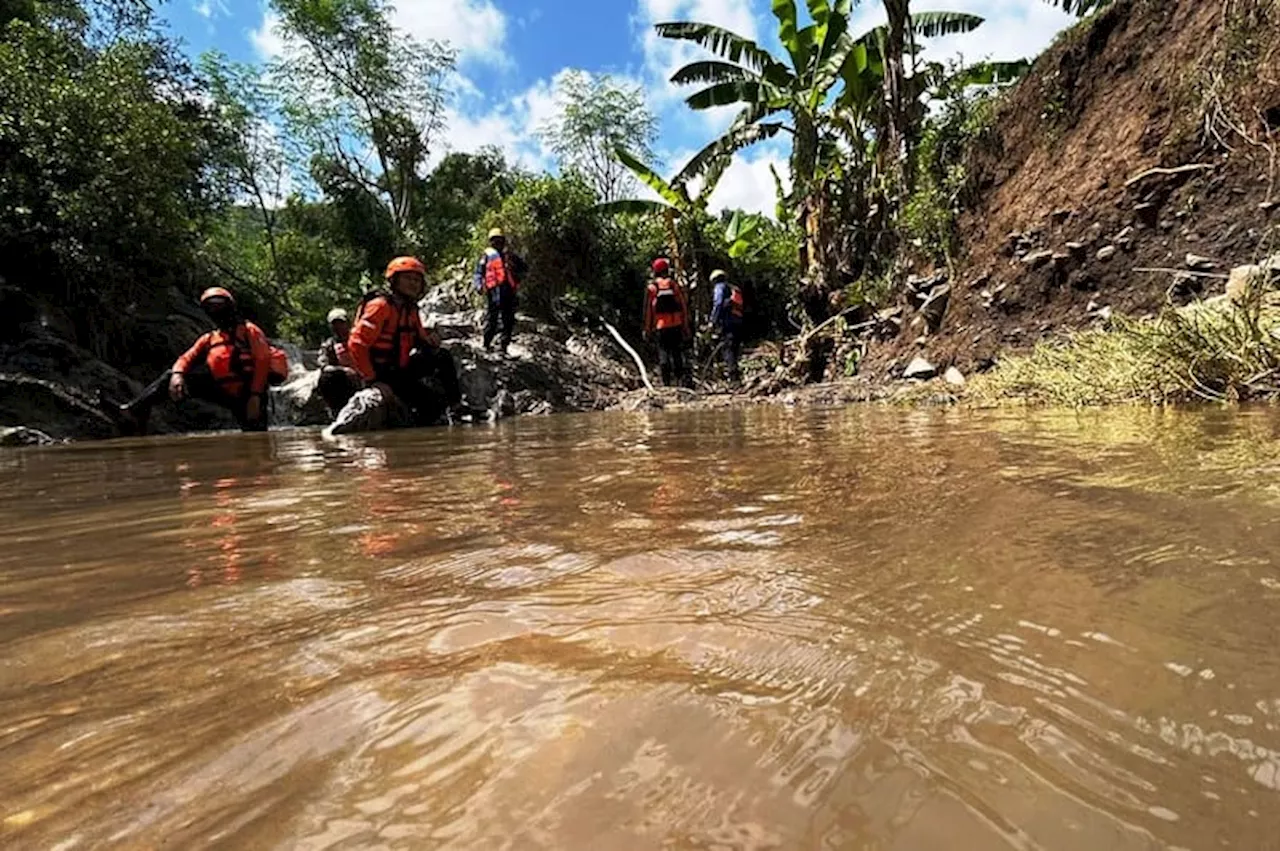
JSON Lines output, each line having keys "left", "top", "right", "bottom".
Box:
{"left": 867, "top": 0, "right": 1280, "bottom": 380}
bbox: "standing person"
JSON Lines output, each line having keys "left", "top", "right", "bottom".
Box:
{"left": 347, "top": 256, "right": 462, "bottom": 425}
{"left": 120, "top": 287, "right": 283, "bottom": 433}
{"left": 318, "top": 307, "right": 361, "bottom": 415}
{"left": 643, "top": 257, "right": 691, "bottom": 387}
{"left": 708, "top": 269, "right": 745, "bottom": 384}
{"left": 474, "top": 227, "right": 524, "bottom": 355}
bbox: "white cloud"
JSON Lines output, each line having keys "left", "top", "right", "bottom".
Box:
{"left": 845, "top": 0, "right": 1074, "bottom": 65}
{"left": 708, "top": 150, "right": 790, "bottom": 218}
{"left": 391, "top": 0, "right": 508, "bottom": 67}
{"left": 634, "top": 0, "right": 763, "bottom": 105}
{"left": 250, "top": 0, "right": 509, "bottom": 66}
{"left": 193, "top": 0, "right": 227, "bottom": 20}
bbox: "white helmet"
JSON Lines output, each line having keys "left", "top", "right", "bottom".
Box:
{"left": 326, "top": 308, "right": 349, "bottom": 323}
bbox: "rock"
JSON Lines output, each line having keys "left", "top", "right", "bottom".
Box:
{"left": 943, "top": 367, "right": 966, "bottom": 388}
{"left": 1066, "top": 241, "right": 1087, "bottom": 260}
{"left": 903, "top": 357, "right": 936, "bottom": 381}
{"left": 1171, "top": 273, "right": 1203, "bottom": 297}
{"left": 1261, "top": 200, "right": 1278, "bottom": 214}
{"left": 1114, "top": 226, "right": 1135, "bottom": 246}
{"left": 1096, "top": 306, "right": 1114, "bottom": 322}
{"left": 1097, "top": 245, "right": 1118, "bottom": 262}
{"left": 1021, "top": 249, "right": 1055, "bottom": 268}
{"left": 1226, "top": 265, "right": 1267, "bottom": 304}
{"left": 919, "top": 285, "right": 951, "bottom": 333}
{"left": 906, "top": 271, "right": 947, "bottom": 298}
{"left": 1051, "top": 209, "right": 1073, "bottom": 225}
{"left": 1185, "top": 253, "right": 1216, "bottom": 271}
{"left": 875, "top": 306, "right": 904, "bottom": 339}
{"left": 1052, "top": 252, "right": 1071, "bottom": 267}
{"left": 270, "top": 369, "right": 330, "bottom": 428}
{"left": 0, "top": 426, "right": 56, "bottom": 447}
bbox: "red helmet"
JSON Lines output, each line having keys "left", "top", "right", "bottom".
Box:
{"left": 199, "top": 286, "right": 234, "bottom": 306}
{"left": 651, "top": 258, "right": 670, "bottom": 275}
{"left": 384, "top": 256, "right": 426, "bottom": 280}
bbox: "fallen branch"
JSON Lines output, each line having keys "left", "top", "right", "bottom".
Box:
{"left": 601, "top": 320, "right": 655, "bottom": 393}
{"left": 1132, "top": 267, "right": 1230, "bottom": 279}
{"left": 1124, "top": 163, "right": 1217, "bottom": 188}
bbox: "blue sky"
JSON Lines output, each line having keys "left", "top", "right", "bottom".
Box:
{"left": 159, "top": 0, "right": 1077, "bottom": 215}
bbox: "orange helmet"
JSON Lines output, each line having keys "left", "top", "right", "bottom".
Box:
{"left": 384, "top": 256, "right": 426, "bottom": 281}
{"left": 199, "top": 286, "right": 234, "bottom": 305}
{"left": 651, "top": 258, "right": 670, "bottom": 275}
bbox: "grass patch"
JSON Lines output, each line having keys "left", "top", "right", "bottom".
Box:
{"left": 971, "top": 298, "right": 1280, "bottom": 405}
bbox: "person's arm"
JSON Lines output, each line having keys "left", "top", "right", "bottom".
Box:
{"left": 710, "top": 282, "right": 726, "bottom": 327}
{"left": 348, "top": 301, "right": 385, "bottom": 382}
{"left": 172, "top": 333, "right": 209, "bottom": 374}
{"left": 246, "top": 323, "right": 272, "bottom": 396}
{"left": 642, "top": 286, "right": 654, "bottom": 338}
{"left": 318, "top": 339, "right": 334, "bottom": 368}
{"left": 414, "top": 309, "right": 441, "bottom": 349}
{"left": 473, "top": 254, "right": 488, "bottom": 293}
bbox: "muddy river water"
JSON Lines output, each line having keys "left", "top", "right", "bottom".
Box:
{"left": 2, "top": 406, "right": 1280, "bottom": 849}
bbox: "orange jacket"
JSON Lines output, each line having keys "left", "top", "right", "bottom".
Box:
{"left": 173, "top": 321, "right": 271, "bottom": 396}
{"left": 349, "top": 294, "right": 436, "bottom": 382}
{"left": 644, "top": 277, "right": 688, "bottom": 333}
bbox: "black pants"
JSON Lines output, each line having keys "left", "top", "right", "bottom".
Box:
{"left": 318, "top": 366, "right": 361, "bottom": 414}
{"left": 484, "top": 285, "right": 517, "bottom": 352}
{"left": 381, "top": 346, "right": 462, "bottom": 425}
{"left": 127, "top": 368, "right": 267, "bottom": 432}
{"left": 657, "top": 327, "right": 688, "bottom": 387}
{"left": 721, "top": 325, "right": 742, "bottom": 382}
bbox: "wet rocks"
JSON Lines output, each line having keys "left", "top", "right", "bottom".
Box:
{"left": 0, "top": 426, "right": 56, "bottom": 447}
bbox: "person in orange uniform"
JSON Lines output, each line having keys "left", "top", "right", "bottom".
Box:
{"left": 348, "top": 255, "right": 462, "bottom": 424}
{"left": 121, "top": 287, "right": 280, "bottom": 432}
{"left": 643, "top": 257, "right": 691, "bottom": 387}
{"left": 318, "top": 306, "right": 361, "bottom": 415}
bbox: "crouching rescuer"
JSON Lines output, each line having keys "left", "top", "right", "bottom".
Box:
{"left": 121, "top": 287, "right": 287, "bottom": 433}
{"left": 332, "top": 256, "right": 462, "bottom": 432}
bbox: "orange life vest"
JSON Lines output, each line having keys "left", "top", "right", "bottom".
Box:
{"left": 200, "top": 326, "right": 259, "bottom": 396}
{"left": 650, "top": 277, "right": 685, "bottom": 330}
{"left": 483, "top": 249, "right": 519, "bottom": 292}
{"left": 728, "top": 285, "right": 745, "bottom": 319}
{"left": 356, "top": 293, "right": 421, "bottom": 379}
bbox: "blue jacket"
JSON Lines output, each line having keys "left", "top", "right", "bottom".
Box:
{"left": 711, "top": 281, "right": 741, "bottom": 329}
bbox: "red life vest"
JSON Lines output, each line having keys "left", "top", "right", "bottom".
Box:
{"left": 483, "top": 249, "right": 519, "bottom": 292}
{"left": 356, "top": 293, "right": 421, "bottom": 379}
{"left": 650, "top": 277, "right": 685, "bottom": 330}
{"left": 728, "top": 285, "right": 745, "bottom": 319}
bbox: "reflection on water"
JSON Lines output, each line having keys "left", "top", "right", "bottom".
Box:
{"left": 3, "top": 407, "right": 1280, "bottom": 848}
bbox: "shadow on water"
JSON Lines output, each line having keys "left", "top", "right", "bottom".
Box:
{"left": 2, "top": 406, "right": 1280, "bottom": 848}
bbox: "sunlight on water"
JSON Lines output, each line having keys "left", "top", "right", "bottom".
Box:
{"left": 2, "top": 406, "right": 1280, "bottom": 848}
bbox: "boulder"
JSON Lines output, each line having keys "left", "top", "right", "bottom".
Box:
{"left": 270, "top": 369, "right": 330, "bottom": 428}
{"left": 1226, "top": 265, "right": 1268, "bottom": 305}
{"left": 903, "top": 356, "right": 937, "bottom": 381}
{"left": 943, "top": 367, "right": 966, "bottom": 388}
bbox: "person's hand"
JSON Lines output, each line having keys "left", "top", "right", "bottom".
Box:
{"left": 245, "top": 394, "right": 262, "bottom": 423}
{"left": 168, "top": 372, "right": 186, "bottom": 401}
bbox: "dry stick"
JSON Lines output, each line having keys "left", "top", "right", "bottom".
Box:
{"left": 1123, "top": 163, "right": 1218, "bottom": 188}
{"left": 1132, "top": 267, "right": 1230, "bottom": 279}
{"left": 601, "top": 319, "right": 656, "bottom": 393}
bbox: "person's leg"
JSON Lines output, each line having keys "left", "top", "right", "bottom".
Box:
{"left": 319, "top": 366, "right": 360, "bottom": 414}
{"left": 657, "top": 332, "right": 675, "bottom": 385}
{"left": 483, "top": 292, "right": 500, "bottom": 350}
{"left": 724, "top": 327, "right": 741, "bottom": 382}
{"left": 500, "top": 287, "right": 516, "bottom": 352}
{"left": 431, "top": 347, "right": 462, "bottom": 407}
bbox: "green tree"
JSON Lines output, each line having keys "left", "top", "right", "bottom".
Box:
{"left": 270, "top": 0, "right": 456, "bottom": 249}
{"left": 419, "top": 148, "right": 516, "bottom": 265}
{"left": 0, "top": 0, "right": 230, "bottom": 362}
{"left": 538, "top": 71, "right": 657, "bottom": 204}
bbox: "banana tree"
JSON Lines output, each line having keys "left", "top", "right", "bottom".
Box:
{"left": 597, "top": 145, "right": 735, "bottom": 319}
{"left": 657, "top": 0, "right": 986, "bottom": 309}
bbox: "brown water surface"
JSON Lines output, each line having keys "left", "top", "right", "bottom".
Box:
{"left": 3, "top": 406, "right": 1280, "bottom": 849}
